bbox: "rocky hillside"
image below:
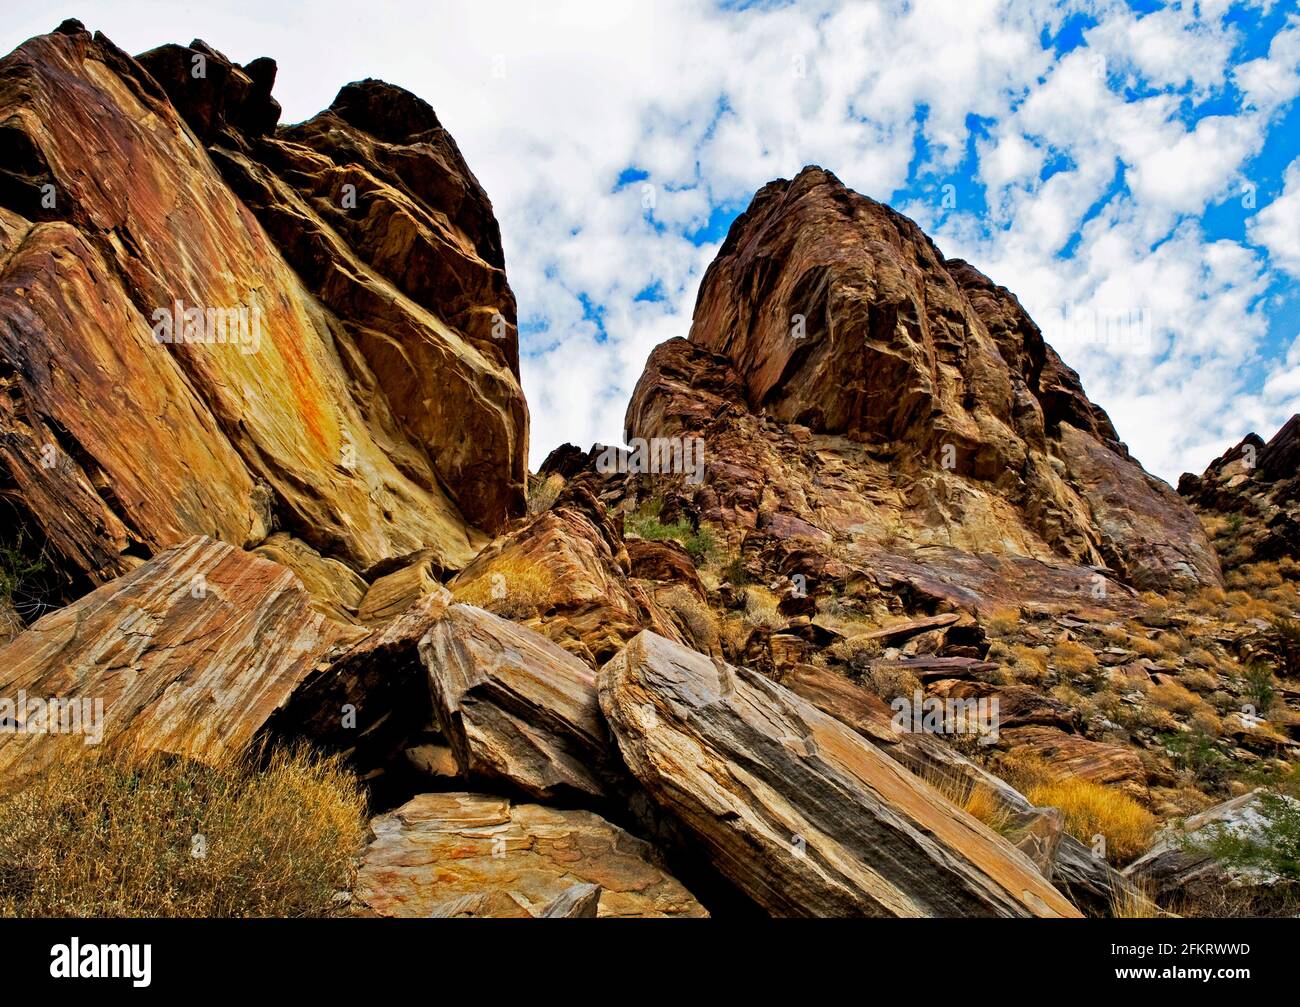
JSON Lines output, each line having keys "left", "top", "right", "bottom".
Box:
{"left": 1, "top": 21, "right": 1297, "bottom": 919}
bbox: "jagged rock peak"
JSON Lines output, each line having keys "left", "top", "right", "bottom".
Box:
{"left": 628, "top": 164, "right": 1221, "bottom": 592}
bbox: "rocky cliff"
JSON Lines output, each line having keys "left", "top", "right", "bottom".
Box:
{"left": 0, "top": 21, "right": 526, "bottom": 615}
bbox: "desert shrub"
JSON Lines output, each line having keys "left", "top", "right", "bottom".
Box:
{"left": 1183, "top": 790, "right": 1300, "bottom": 886}
{"left": 0, "top": 743, "right": 367, "bottom": 917}
{"left": 717, "top": 551, "right": 750, "bottom": 586}
{"left": 1052, "top": 639, "right": 1098, "bottom": 676}
{"left": 452, "top": 558, "right": 554, "bottom": 619}
{"left": 830, "top": 633, "right": 885, "bottom": 672}
{"left": 1163, "top": 727, "right": 1228, "bottom": 785}
{"left": 740, "top": 586, "right": 782, "bottom": 629}
{"left": 983, "top": 606, "right": 1020, "bottom": 636}
{"left": 1024, "top": 777, "right": 1156, "bottom": 864}
{"left": 625, "top": 499, "right": 716, "bottom": 564}
{"left": 1127, "top": 634, "right": 1164, "bottom": 659}
{"left": 1239, "top": 662, "right": 1277, "bottom": 714}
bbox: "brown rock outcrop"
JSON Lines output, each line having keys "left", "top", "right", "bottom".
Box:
{"left": 0, "top": 24, "right": 525, "bottom": 614}
{"left": 448, "top": 483, "right": 685, "bottom": 663}
{"left": 1179, "top": 415, "right": 1300, "bottom": 571}
{"left": 0, "top": 536, "right": 365, "bottom": 777}
{"left": 626, "top": 166, "right": 1220, "bottom": 595}
{"left": 599, "top": 631, "right": 1081, "bottom": 917}
{"left": 351, "top": 792, "right": 707, "bottom": 918}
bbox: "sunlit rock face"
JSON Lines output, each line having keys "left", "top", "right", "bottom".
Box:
{"left": 0, "top": 22, "right": 527, "bottom": 600}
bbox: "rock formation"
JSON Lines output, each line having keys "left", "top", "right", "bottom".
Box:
{"left": 0, "top": 21, "right": 1295, "bottom": 922}
{"left": 623, "top": 167, "right": 1220, "bottom": 598}
{"left": 0, "top": 21, "right": 526, "bottom": 610}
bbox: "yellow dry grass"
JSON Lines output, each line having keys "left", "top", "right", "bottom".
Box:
{"left": 0, "top": 742, "right": 367, "bottom": 917}
{"left": 452, "top": 555, "right": 554, "bottom": 619}
{"left": 1025, "top": 776, "right": 1156, "bottom": 864}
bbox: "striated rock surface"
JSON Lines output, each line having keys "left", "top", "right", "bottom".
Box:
{"left": 599, "top": 631, "right": 1081, "bottom": 917}
{"left": 351, "top": 792, "right": 707, "bottom": 918}
{"left": 0, "top": 24, "right": 525, "bottom": 611}
{"left": 0, "top": 536, "right": 365, "bottom": 777}
{"left": 420, "top": 603, "right": 612, "bottom": 799}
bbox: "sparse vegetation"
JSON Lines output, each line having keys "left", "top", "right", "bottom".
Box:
{"left": 452, "top": 557, "right": 554, "bottom": 619}
{"left": 625, "top": 498, "right": 717, "bottom": 564}
{"left": 1024, "top": 777, "right": 1156, "bottom": 864}
{"left": 0, "top": 743, "right": 367, "bottom": 917}
{"left": 1051, "top": 639, "right": 1099, "bottom": 676}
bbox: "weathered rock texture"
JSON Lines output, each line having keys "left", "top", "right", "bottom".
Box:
{"left": 421, "top": 603, "right": 612, "bottom": 799}
{"left": 599, "top": 631, "right": 1081, "bottom": 917}
{"left": 626, "top": 166, "right": 1219, "bottom": 597}
{"left": 0, "top": 536, "right": 365, "bottom": 777}
{"left": 351, "top": 791, "right": 708, "bottom": 918}
{"left": 1180, "top": 415, "right": 1300, "bottom": 571}
{"left": 0, "top": 23, "right": 525, "bottom": 609}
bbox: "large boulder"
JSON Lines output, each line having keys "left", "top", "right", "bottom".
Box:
{"left": 420, "top": 604, "right": 613, "bottom": 800}
{"left": 351, "top": 792, "right": 707, "bottom": 918}
{"left": 598, "top": 631, "right": 1081, "bottom": 917}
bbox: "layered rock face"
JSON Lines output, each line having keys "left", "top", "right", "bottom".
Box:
{"left": 629, "top": 166, "right": 1219, "bottom": 595}
{"left": 1179, "top": 415, "right": 1300, "bottom": 570}
{"left": 0, "top": 22, "right": 526, "bottom": 606}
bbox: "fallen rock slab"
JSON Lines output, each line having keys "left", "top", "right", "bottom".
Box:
{"left": 599, "top": 631, "right": 1081, "bottom": 917}
{"left": 0, "top": 536, "right": 365, "bottom": 776}
{"left": 351, "top": 792, "right": 707, "bottom": 918}
{"left": 420, "top": 604, "right": 611, "bottom": 800}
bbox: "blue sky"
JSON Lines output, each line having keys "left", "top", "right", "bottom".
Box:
{"left": 4, "top": 0, "right": 1299, "bottom": 482}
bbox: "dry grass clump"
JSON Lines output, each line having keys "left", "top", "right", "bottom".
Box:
{"left": 1138, "top": 591, "right": 1170, "bottom": 613}
{"left": 452, "top": 557, "right": 554, "bottom": 619}
{"left": 1188, "top": 585, "right": 1227, "bottom": 615}
{"left": 1110, "top": 880, "right": 1164, "bottom": 918}
{"left": 1148, "top": 680, "right": 1207, "bottom": 716}
{"left": 1226, "top": 561, "right": 1284, "bottom": 591}
{"left": 1005, "top": 644, "right": 1049, "bottom": 684}
{"left": 1051, "top": 639, "right": 1098, "bottom": 676}
{"left": 1153, "top": 630, "right": 1191, "bottom": 657}
{"left": 993, "top": 753, "right": 1155, "bottom": 864}
{"left": 659, "top": 585, "right": 719, "bottom": 652}
{"left": 921, "top": 768, "right": 1011, "bottom": 833}
{"left": 983, "top": 605, "right": 1020, "bottom": 636}
{"left": 1179, "top": 668, "right": 1219, "bottom": 693}
{"left": 0, "top": 743, "right": 367, "bottom": 917}
{"left": 526, "top": 472, "right": 565, "bottom": 515}
{"left": 1125, "top": 633, "right": 1164, "bottom": 659}
{"left": 1024, "top": 776, "right": 1156, "bottom": 864}
{"left": 717, "top": 614, "right": 751, "bottom": 658}
{"left": 740, "top": 585, "right": 782, "bottom": 629}
{"left": 861, "top": 663, "right": 922, "bottom": 704}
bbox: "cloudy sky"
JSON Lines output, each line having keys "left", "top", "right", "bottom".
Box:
{"left": 5, "top": 1, "right": 1299, "bottom": 483}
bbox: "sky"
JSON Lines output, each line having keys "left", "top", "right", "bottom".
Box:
{"left": 3, "top": 0, "right": 1299, "bottom": 484}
